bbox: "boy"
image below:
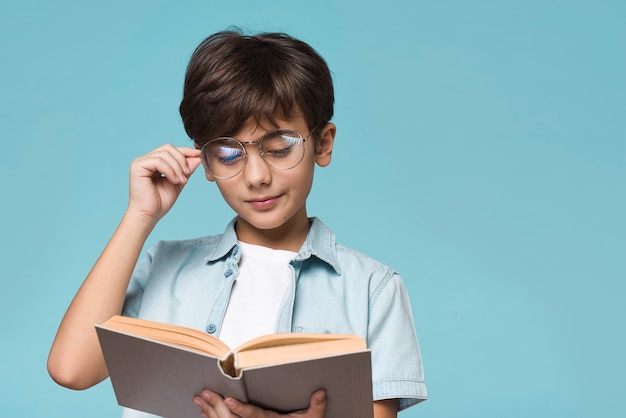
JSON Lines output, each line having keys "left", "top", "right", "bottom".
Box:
{"left": 48, "top": 30, "right": 427, "bottom": 418}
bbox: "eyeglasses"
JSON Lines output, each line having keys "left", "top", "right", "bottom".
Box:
{"left": 200, "top": 128, "right": 315, "bottom": 179}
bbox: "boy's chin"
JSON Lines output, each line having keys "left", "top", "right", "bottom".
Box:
{"left": 236, "top": 215, "right": 289, "bottom": 232}
{"left": 236, "top": 211, "right": 308, "bottom": 235}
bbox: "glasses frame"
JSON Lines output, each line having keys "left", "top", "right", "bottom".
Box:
{"left": 200, "top": 127, "right": 316, "bottom": 180}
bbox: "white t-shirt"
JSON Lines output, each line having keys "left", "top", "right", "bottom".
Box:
{"left": 218, "top": 242, "right": 296, "bottom": 349}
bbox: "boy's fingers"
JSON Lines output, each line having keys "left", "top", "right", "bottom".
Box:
{"left": 224, "top": 389, "right": 326, "bottom": 418}
{"left": 194, "top": 390, "right": 231, "bottom": 417}
{"left": 186, "top": 152, "right": 203, "bottom": 174}
{"left": 155, "top": 145, "right": 190, "bottom": 178}
{"left": 176, "top": 146, "right": 203, "bottom": 175}
{"left": 225, "top": 397, "right": 275, "bottom": 418}
{"left": 140, "top": 157, "right": 186, "bottom": 184}
{"left": 179, "top": 146, "right": 202, "bottom": 158}
{"left": 301, "top": 390, "right": 326, "bottom": 417}
{"left": 134, "top": 146, "right": 192, "bottom": 184}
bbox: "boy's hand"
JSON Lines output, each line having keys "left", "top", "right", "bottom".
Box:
{"left": 127, "top": 144, "right": 202, "bottom": 223}
{"left": 193, "top": 389, "right": 327, "bottom": 418}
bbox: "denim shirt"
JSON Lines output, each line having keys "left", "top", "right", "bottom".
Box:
{"left": 122, "top": 217, "right": 427, "bottom": 417}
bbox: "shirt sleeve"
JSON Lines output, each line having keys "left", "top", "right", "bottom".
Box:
{"left": 368, "top": 271, "right": 428, "bottom": 410}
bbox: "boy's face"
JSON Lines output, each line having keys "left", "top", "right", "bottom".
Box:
{"left": 206, "top": 114, "right": 335, "bottom": 249}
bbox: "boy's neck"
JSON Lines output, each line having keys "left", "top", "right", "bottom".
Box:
{"left": 234, "top": 213, "right": 311, "bottom": 252}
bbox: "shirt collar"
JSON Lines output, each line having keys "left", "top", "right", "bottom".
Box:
{"left": 205, "top": 217, "right": 341, "bottom": 275}
{"left": 205, "top": 217, "right": 239, "bottom": 262}
{"left": 296, "top": 217, "right": 342, "bottom": 275}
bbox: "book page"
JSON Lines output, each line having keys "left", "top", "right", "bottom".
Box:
{"left": 235, "top": 338, "right": 367, "bottom": 370}
{"left": 234, "top": 332, "right": 362, "bottom": 352}
{"left": 102, "top": 315, "right": 230, "bottom": 357}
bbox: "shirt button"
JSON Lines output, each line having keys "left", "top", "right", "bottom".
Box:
{"left": 206, "top": 324, "right": 217, "bottom": 334}
{"left": 232, "top": 247, "right": 239, "bottom": 256}
{"left": 224, "top": 268, "right": 233, "bottom": 277}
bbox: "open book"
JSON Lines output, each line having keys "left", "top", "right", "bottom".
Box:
{"left": 96, "top": 315, "right": 373, "bottom": 418}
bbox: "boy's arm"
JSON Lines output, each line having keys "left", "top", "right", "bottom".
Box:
{"left": 373, "top": 399, "right": 398, "bottom": 418}
{"left": 47, "top": 145, "right": 201, "bottom": 390}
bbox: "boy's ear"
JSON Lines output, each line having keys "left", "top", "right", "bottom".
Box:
{"left": 205, "top": 171, "right": 216, "bottom": 182}
{"left": 315, "top": 123, "right": 336, "bottom": 167}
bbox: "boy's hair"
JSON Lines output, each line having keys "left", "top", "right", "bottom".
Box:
{"left": 179, "top": 29, "right": 334, "bottom": 147}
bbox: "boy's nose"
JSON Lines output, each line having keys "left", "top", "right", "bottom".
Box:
{"left": 242, "top": 150, "right": 271, "bottom": 187}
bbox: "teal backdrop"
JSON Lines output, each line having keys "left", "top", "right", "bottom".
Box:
{"left": 1, "top": 1, "right": 624, "bottom": 417}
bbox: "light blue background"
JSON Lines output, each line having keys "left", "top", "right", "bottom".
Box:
{"left": 1, "top": 1, "right": 624, "bottom": 417}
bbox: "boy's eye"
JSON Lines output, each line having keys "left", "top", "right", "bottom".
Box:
{"left": 263, "top": 135, "right": 300, "bottom": 158}
{"left": 265, "top": 146, "right": 294, "bottom": 158}
{"left": 215, "top": 146, "right": 244, "bottom": 165}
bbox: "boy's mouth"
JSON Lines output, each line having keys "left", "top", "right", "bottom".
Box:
{"left": 246, "top": 194, "right": 283, "bottom": 208}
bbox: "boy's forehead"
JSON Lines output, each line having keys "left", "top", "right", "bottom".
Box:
{"left": 230, "top": 112, "right": 307, "bottom": 136}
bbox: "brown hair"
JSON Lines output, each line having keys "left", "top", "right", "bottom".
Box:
{"left": 179, "top": 29, "right": 334, "bottom": 147}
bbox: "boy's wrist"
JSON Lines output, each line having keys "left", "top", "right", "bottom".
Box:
{"left": 121, "top": 208, "right": 161, "bottom": 237}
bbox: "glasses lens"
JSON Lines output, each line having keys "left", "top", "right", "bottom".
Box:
{"left": 202, "top": 138, "right": 245, "bottom": 178}
{"left": 261, "top": 130, "right": 305, "bottom": 170}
